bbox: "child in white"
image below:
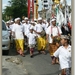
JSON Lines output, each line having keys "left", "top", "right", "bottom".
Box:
{"left": 27, "top": 27, "right": 37, "bottom": 58}
{"left": 53, "top": 35, "right": 71, "bottom": 75}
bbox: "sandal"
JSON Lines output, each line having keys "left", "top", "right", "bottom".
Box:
{"left": 38, "top": 51, "right": 41, "bottom": 54}
{"left": 30, "top": 55, "right": 33, "bottom": 58}
{"left": 55, "top": 59, "right": 59, "bottom": 64}
{"left": 55, "top": 62, "right": 59, "bottom": 64}
{"left": 21, "top": 53, "right": 25, "bottom": 57}
{"left": 41, "top": 51, "right": 46, "bottom": 55}
{"left": 52, "top": 61, "right": 56, "bottom": 65}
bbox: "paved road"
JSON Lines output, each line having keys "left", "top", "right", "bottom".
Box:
{"left": 2, "top": 46, "right": 61, "bottom": 75}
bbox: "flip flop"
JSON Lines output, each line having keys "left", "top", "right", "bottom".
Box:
{"left": 21, "top": 54, "right": 25, "bottom": 57}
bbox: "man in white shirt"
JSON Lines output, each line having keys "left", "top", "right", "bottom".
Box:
{"left": 52, "top": 35, "right": 71, "bottom": 75}
{"left": 6, "top": 21, "right": 11, "bottom": 30}
{"left": 46, "top": 18, "right": 51, "bottom": 28}
{"left": 33, "top": 17, "right": 46, "bottom": 54}
{"left": 23, "top": 17, "right": 31, "bottom": 36}
{"left": 46, "top": 18, "right": 62, "bottom": 60}
{"left": 6, "top": 21, "right": 12, "bottom": 40}
{"left": 9, "top": 20, "right": 15, "bottom": 47}
{"left": 10, "top": 20, "right": 14, "bottom": 29}
{"left": 12, "top": 17, "right": 25, "bottom": 57}
{"left": 9, "top": 20, "right": 15, "bottom": 35}
{"left": 23, "top": 17, "right": 31, "bottom": 51}
{"left": 42, "top": 20, "right": 47, "bottom": 33}
{"left": 45, "top": 19, "right": 51, "bottom": 34}
{"left": 34, "top": 19, "right": 37, "bottom": 25}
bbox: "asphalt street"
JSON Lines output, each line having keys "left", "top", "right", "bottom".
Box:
{"left": 2, "top": 46, "right": 61, "bottom": 75}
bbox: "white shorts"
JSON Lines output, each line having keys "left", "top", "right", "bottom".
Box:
{"left": 29, "top": 44, "right": 35, "bottom": 48}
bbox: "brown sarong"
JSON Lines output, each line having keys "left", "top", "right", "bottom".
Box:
{"left": 49, "top": 43, "right": 58, "bottom": 56}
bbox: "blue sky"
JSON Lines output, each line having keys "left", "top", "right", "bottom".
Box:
{"left": 2, "top": 0, "right": 71, "bottom": 11}
{"left": 2, "top": 0, "right": 10, "bottom": 10}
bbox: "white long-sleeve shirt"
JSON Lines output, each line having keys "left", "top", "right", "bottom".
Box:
{"left": 46, "top": 25, "right": 62, "bottom": 43}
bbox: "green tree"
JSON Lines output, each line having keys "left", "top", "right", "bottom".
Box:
{"left": 2, "top": 0, "right": 28, "bottom": 21}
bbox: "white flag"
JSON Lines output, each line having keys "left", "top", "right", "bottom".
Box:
{"left": 56, "top": 6, "right": 65, "bottom": 27}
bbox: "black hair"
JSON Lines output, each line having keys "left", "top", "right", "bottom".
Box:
{"left": 64, "top": 38, "right": 71, "bottom": 45}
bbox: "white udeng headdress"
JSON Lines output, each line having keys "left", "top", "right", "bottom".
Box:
{"left": 51, "top": 18, "right": 56, "bottom": 22}
{"left": 15, "top": 17, "right": 20, "bottom": 22}
{"left": 38, "top": 17, "right": 42, "bottom": 20}
{"left": 24, "top": 17, "right": 28, "bottom": 20}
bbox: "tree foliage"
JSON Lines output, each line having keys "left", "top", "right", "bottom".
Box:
{"left": 2, "top": 0, "right": 28, "bottom": 21}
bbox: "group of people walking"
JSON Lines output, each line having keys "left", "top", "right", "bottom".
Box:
{"left": 5, "top": 16, "right": 71, "bottom": 75}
